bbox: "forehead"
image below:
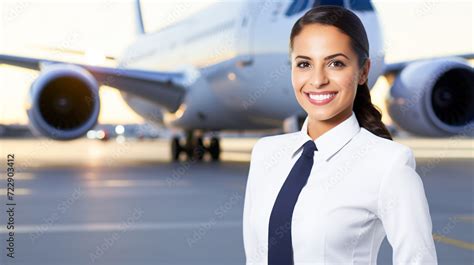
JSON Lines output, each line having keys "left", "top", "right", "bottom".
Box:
{"left": 292, "top": 24, "right": 353, "bottom": 58}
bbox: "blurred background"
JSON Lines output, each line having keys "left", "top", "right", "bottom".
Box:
{"left": 0, "top": 1, "right": 472, "bottom": 265}
{"left": 1, "top": 0, "right": 472, "bottom": 129}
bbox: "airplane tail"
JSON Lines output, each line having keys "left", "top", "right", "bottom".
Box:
{"left": 135, "top": 0, "right": 145, "bottom": 35}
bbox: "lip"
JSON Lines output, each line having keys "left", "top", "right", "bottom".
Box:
{"left": 304, "top": 91, "right": 338, "bottom": 106}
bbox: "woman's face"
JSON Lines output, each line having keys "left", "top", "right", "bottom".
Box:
{"left": 290, "top": 23, "right": 370, "bottom": 122}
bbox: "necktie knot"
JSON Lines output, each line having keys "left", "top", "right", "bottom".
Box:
{"left": 302, "top": 140, "right": 317, "bottom": 158}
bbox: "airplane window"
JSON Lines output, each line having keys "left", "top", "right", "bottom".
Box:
{"left": 314, "top": 0, "right": 344, "bottom": 7}
{"left": 285, "top": 0, "right": 310, "bottom": 16}
{"left": 350, "top": 0, "right": 374, "bottom": 11}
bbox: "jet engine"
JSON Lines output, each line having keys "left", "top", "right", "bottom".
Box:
{"left": 26, "top": 64, "right": 100, "bottom": 140}
{"left": 387, "top": 57, "right": 474, "bottom": 137}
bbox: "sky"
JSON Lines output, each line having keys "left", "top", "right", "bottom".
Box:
{"left": 0, "top": 0, "right": 472, "bottom": 125}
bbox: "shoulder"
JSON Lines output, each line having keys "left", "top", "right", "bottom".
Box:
{"left": 357, "top": 127, "right": 415, "bottom": 169}
{"left": 247, "top": 133, "right": 298, "bottom": 184}
{"left": 251, "top": 132, "right": 300, "bottom": 157}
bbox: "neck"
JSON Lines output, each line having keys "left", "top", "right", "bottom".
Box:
{"left": 307, "top": 109, "right": 352, "bottom": 141}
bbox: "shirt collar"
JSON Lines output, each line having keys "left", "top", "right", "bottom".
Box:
{"left": 291, "top": 110, "right": 361, "bottom": 161}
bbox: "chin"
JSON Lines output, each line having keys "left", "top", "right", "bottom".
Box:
{"left": 306, "top": 108, "right": 337, "bottom": 121}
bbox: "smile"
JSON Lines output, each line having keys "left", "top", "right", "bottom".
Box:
{"left": 304, "top": 91, "right": 338, "bottom": 106}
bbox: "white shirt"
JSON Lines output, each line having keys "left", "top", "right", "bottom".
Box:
{"left": 243, "top": 111, "right": 438, "bottom": 265}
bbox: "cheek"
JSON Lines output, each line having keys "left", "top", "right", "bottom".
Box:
{"left": 291, "top": 72, "right": 306, "bottom": 105}
{"left": 330, "top": 70, "right": 359, "bottom": 93}
{"left": 291, "top": 70, "right": 307, "bottom": 91}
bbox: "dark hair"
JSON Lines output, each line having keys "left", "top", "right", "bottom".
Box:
{"left": 289, "top": 5, "right": 392, "bottom": 140}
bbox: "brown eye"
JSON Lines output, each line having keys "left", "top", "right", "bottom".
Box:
{"left": 296, "top": 61, "right": 310, "bottom": 69}
{"left": 329, "top": 60, "right": 345, "bottom": 68}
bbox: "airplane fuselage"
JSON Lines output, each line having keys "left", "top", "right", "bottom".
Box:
{"left": 118, "top": 0, "right": 385, "bottom": 131}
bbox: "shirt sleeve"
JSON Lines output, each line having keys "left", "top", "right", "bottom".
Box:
{"left": 377, "top": 147, "right": 438, "bottom": 265}
{"left": 243, "top": 139, "right": 263, "bottom": 264}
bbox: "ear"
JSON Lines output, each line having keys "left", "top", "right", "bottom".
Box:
{"left": 358, "top": 58, "right": 371, "bottom": 85}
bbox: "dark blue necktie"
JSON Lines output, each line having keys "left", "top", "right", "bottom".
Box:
{"left": 268, "top": 140, "right": 317, "bottom": 265}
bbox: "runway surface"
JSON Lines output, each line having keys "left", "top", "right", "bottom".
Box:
{"left": 0, "top": 137, "right": 472, "bottom": 264}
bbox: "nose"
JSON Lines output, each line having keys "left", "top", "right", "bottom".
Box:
{"left": 308, "top": 66, "right": 329, "bottom": 88}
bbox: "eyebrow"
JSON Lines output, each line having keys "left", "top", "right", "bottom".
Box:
{"left": 295, "top": 53, "right": 349, "bottom": 61}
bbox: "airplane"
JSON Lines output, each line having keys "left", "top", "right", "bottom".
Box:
{"left": 1, "top": 0, "right": 473, "bottom": 162}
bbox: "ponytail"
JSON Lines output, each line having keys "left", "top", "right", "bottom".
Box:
{"left": 354, "top": 82, "right": 392, "bottom": 140}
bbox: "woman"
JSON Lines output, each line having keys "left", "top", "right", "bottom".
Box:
{"left": 242, "top": 5, "right": 437, "bottom": 265}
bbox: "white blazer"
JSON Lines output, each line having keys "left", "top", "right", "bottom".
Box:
{"left": 243, "top": 110, "right": 438, "bottom": 264}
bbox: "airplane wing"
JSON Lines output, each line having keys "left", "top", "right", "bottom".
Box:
{"left": 0, "top": 54, "right": 189, "bottom": 113}
{"left": 30, "top": 45, "right": 117, "bottom": 61}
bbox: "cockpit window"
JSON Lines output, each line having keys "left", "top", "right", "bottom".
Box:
{"left": 314, "top": 0, "right": 344, "bottom": 7}
{"left": 350, "top": 0, "right": 374, "bottom": 11}
{"left": 285, "top": 0, "right": 310, "bottom": 17}
{"left": 285, "top": 0, "right": 373, "bottom": 17}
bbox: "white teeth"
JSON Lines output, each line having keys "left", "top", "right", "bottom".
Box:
{"left": 308, "top": 93, "right": 336, "bottom": 101}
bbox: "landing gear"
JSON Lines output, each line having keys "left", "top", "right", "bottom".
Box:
{"left": 208, "top": 137, "right": 220, "bottom": 161}
{"left": 171, "top": 130, "right": 221, "bottom": 162}
{"left": 171, "top": 137, "right": 182, "bottom": 161}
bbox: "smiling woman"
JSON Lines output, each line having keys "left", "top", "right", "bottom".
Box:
{"left": 243, "top": 5, "right": 438, "bottom": 265}
{"left": 289, "top": 6, "right": 391, "bottom": 141}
